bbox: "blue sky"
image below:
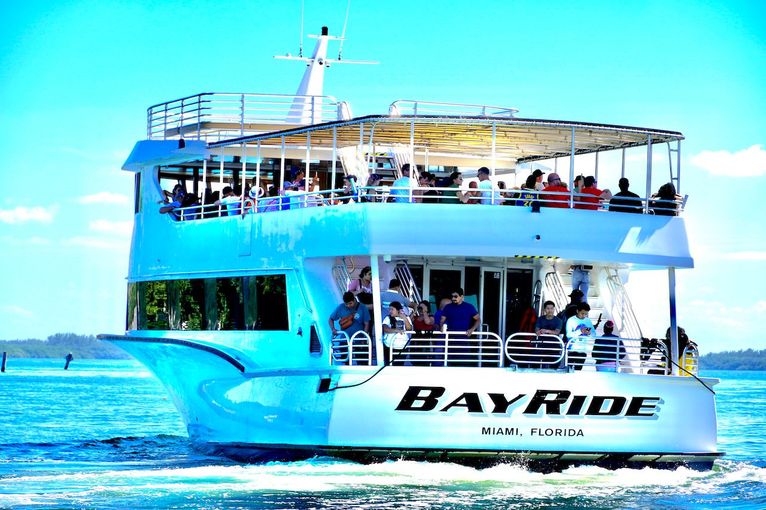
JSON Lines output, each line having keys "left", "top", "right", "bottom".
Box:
{"left": 0, "top": 0, "right": 764, "bottom": 352}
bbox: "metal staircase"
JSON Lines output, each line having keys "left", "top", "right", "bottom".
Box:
{"left": 394, "top": 262, "right": 423, "bottom": 305}
{"left": 604, "top": 268, "right": 643, "bottom": 339}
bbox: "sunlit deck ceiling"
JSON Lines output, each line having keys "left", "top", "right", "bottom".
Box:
{"left": 208, "top": 115, "right": 684, "bottom": 164}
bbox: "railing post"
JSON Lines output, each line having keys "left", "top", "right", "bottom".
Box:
{"left": 163, "top": 103, "right": 168, "bottom": 140}
{"left": 196, "top": 94, "right": 202, "bottom": 139}
{"left": 569, "top": 126, "right": 576, "bottom": 208}
{"left": 240, "top": 94, "right": 245, "bottom": 136}
{"left": 645, "top": 134, "right": 653, "bottom": 214}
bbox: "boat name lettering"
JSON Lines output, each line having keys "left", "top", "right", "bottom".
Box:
{"left": 395, "top": 386, "right": 661, "bottom": 417}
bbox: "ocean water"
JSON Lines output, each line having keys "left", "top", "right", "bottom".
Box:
{"left": 0, "top": 359, "right": 764, "bottom": 509}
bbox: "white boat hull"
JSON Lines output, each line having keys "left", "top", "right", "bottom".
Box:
{"left": 110, "top": 336, "right": 720, "bottom": 470}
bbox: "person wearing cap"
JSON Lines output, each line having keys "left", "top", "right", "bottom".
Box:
{"left": 608, "top": 177, "right": 642, "bottom": 213}
{"left": 593, "top": 320, "right": 626, "bottom": 370}
{"left": 558, "top": 289, "right": 585, "bottom": 338}
{"left": 532, "top": 169, "right": 546, "bottom": 191}
{"left": 542, "top": 173, "right": 569, "bottom": 208}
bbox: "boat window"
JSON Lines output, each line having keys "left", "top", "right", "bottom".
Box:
{"left": 134, "top": 173, "right": 141, "bottom": 214}
{"left": 127, "top": 275, "right": 288, "bottom": 331}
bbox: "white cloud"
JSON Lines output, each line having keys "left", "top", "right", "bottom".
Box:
{"left": 78, "top": 192, "right": 130, "bottom": 205}
{"left": 722, "top": 251, "right": 766, "bottom": 261}
{"left": 62, "top": 236, "right": 127, "bottom": 250}
{"left": 0, "top": 236, "right": 52, "bottom": 246}
{"left": 89, "top": 219, "right": 133, "bottom": 236}
{"left": 0, "top": 305, "right": 34, "bottom": 318}
{"left": 690, "top": 144, "right": 766, "bottom": 177}
{"left": 0, "top": 206, "right": 55, "bottom": 224}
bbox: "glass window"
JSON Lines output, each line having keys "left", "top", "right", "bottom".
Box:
{"left": 127, "top": 275, "right": 289, "bottom": 331}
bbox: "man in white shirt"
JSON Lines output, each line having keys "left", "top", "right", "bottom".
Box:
{"left": 566, "top": 302, "right": 595, "bottom": 371}
{"left": 477, "top": 167, "right": 496, "bottom": 205}
{"left": 391, "top": 164, "right": 415, "bottom": 203}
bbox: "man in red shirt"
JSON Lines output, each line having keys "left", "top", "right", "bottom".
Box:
{"left": 542, "top": 173, "right": 570, "bottom": 208}
{"left": 577, "top": 176, "right": 610, "bottom": 210}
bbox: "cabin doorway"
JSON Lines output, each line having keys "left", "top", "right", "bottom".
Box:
{"left": 424, "top": 266, "right": 464, "bottom": 312}
{"left": 481, "top": 268, "right": 504, "bottom": 334}
{"left": 505, "top": 268, "right": 534, "bottom": 337}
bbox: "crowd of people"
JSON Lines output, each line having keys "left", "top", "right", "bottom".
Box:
{"left": 159, "top": 164, "right": 683, "bottom": 219}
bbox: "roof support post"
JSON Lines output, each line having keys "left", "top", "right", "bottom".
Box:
{"left": 202, "top": 158, "right": 207, "bottom": 198}
{"left": 410, "top": 120, "right": 415, "bottom": 201}
{"left": 255, "top": 140, "right": 261, "bottom": 210}
{"left": 331, "top": 126, "right": 337, "bottom": 194}
{"left": 644, "top": 135, "right": 653, "bottom": 214}
{"left": 280, "top": 136, "right": 286, "bottom": 200}
{"left": 306, "top": 132, "right": 311, "bottom": 195}
{"left": 370, "top": 255, "right": 384, "bottom": 366}
{"left": 240, "top": 143, "right": 247, "bottom": 214}
{"left": 594, "top": 151, "right": 599, "bottom": 182}
{"left": 668, "top": 267, "right": 679, "bottom": 376}
{"left": 676, "top": 140, "right": 682, "bottom": 194}
{"left": 219, "top": 148, "right": 225, "bottom": 216}
{"left": 496, "top": 122, "right": 497, "bottom": 205}
{"left": 621, "top": 148, "right": 626, "bottom": 179}
{"left": 569, "top": 126, "right": 576, "bottom": 208}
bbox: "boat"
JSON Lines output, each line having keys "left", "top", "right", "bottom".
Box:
{"left": 100, "top": 26, "right": 722, "bottom": 471}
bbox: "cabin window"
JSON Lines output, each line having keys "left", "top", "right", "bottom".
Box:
{"left": 127, "top": 275, "right": 289, "bottom": 331}
{"left": 134, "top": 173, "right": 142, "bottom": 214}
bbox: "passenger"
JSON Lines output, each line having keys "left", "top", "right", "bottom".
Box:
{"left": 440, "top": 172, "right": 466, "bottom": 204}
{"left": 413, "top": 300, "right": 435, "bottom": 334}
{"left": 466, "top": 180, "right": 481, "bottom": 204}
{"left": 329, "top": 291, "right": 371, "bottom": 339}
{"left": 558, "top": 289, "right": 584, "bottom": 339}
{"left": 382, "top": 301, "right": 413, "bottom": 363}
{"left": 532, "top": 169, "right": 546, "bottom": 191}
{"left": 664, "top": 326, "right": 692, "bottom": 362}
{"left": 422, "top": 172, "right": 440, "bottom": 203}
{"left": 159, "top": 184, "right": 185, "bottom": 218}
{"left": 340, "top": 175, "right": 359, "bottom": 203}
{"left": 290, "top": 167, "right": 305, "bottom": 188}
{"left": 570, "top": 264, "right": 592, "bottom": 302}
{"left": 608, "top": 177, "right": 643, "bottom": 213}
{"left": 651, "top": 182, "right": 681, "bottom": 216}
{"left": 517, "top": 174, "right": 539, "bottom": 210}
{"left": 413, "top": 172, "right": 430, "bottom": 203}
{"left": 566, "top": 302, "right": 595, "bottom": 370}
{"left": 391, "top": 164, "right": 415, "bottom": 203}
{"left": 361, "top": 173, "right": 382, "bottom": 202}
{"left": 573, "top": 175, "right": 585, "bottom": 195}
{"left": 593, "top": 320, "right": 626, "bottom": 370}
{"left": 259, "top": 185, "right": 282, "bottom": 213}
{"left": 576, "top": 176, "right": 611, "bottom": 210}
{"left": 412, "top": 300, "right": 436, "bottom": 366}
{"left": 379, "top": 279, "right": 412, "bottom": 318}
{"left": 347, "top": 266, "right": 374, "bottom": 315}
{"left": 477, "top": 167, "right": 496, "bottom": 205}
{"left": 535, "top": 301, "right": 563, "bottom": 336}
{"left": 432, "top": 296, "right": 452, "bottom": 330}
{"left": 439, "top": 287, "right": 479, "bottom": 336}
{"left": 541, "top": 173, "right": 570, "bottom": 208}
{"left": 215, "top": 186, "right": 241, "bottom": 216}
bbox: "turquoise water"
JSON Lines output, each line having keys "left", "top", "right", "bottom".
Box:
{"left": 1, "top": 359, "right": 764, "bottom": 509}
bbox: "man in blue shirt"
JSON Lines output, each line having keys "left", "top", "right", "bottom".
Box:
{"left": 439, "top": 287, "right": 479, "bottom": 335}
{"left": 390, "top": 164, "right": 416, "bottom": 203}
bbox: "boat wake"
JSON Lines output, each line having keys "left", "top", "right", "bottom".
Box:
{"left": 1, "top": 437, "right": 764, "bottom": 509}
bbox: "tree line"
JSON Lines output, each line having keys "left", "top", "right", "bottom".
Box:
{"left": 0, "top": 333, "right": 130, "bottom": 359}
{"left": 699, "top": 349, "right": 766, "bottom": 371}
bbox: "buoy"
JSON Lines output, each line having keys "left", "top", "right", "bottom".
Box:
{"left": 1, "top": 352, "right": 6, "bottom": 372}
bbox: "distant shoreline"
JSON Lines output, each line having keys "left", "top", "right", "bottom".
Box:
{"left": 1, "top": 335, "right": 763, "bottom": 369}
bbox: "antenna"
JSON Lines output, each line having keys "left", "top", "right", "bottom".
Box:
{"left": 338, "top": 0, "right": 351, "bottom": 60}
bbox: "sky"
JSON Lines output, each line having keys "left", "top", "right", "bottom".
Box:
{"left": 0, "top": 0, "right": 764, "bottom": 352}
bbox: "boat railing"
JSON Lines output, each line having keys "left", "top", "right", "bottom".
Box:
{"left": 393, "top": 262, "right": 423, "bottom": 305}
{"left": 389, "top": 331, "right": 504, "bottom": 367}
{"left": 388, "top": 100, "right": 519, "bottom": 118}
{"left": 544, "top": 271, "right": 569, "bottom": 314}
{"left": 564, "top": 335, "right": 671, "bottom": 375}
{"left": 605, "top": 268, "right": 643, "bottom": 339}
{"left": 146, "top": 92, "right": 345, "bottom": 140}
{"left": 505, "top": 333, "right": 565, "bottom": 368}
{"left": 160, "top": 185, "right": 686, "bottom": 221}
{"left": 331, "top": 331, "right": 373, "bottom": 366}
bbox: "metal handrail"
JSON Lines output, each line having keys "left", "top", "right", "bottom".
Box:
{"left": 505, "top": 333, "right": 565, "bottom": 367}
{"left": 158, "top": 185, "right": 686, "bottom": 222}
{"left": 394, "top": 262, "right": 423, "bottom": 305}
{"left": 389, "top": 100, "right": 519, "bottom": 118}
{"left": 544, "top": 271, "right": 568, "bottom": 314}
{"left": 331, "top": 331, "right": 373, "bottom": 366}
{"left": 605, "top": 268, "right": 643, "bottom": 339}
{"left": 390, "top": 331, "right": 503, "bottom": 367}
{"left": 147, "top": 92, "right": 344, "bottom": 140}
